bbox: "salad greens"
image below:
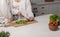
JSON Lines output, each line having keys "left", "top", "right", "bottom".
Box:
{"left": 0, "top": 31, "right": 10, "bottom": 37}
{"left": 16, "top": 20, "right": 27, "bottom": 24}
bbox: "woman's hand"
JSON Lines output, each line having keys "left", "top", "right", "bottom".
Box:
{"left": 18, "top": 12, "right": 23, "bottom": 16}
{"left": 17, "top": 8, "right": 23, "bottom": 16}
{"left": 27, "top": 17, "right": 34, "bottom": 21}
{"left": 7, "top": 18, "right": 13, "bottom": 23}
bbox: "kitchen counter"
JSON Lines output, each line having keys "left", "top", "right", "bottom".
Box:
{"left": 0, "top": 14, "right": 60, "bottom": 37}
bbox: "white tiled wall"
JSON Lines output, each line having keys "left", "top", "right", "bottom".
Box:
{"left": 32, "top": 1, "right": 60, "bottom": 16}
{"left": 31, "top": 0, "right": 44, "bottom": 4}
{"left": 31, "top": 0, "right": 60, "bottom": 4}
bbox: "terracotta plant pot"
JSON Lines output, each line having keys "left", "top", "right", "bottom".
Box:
{"left": 49, "top": 21, "right": 58, "bottom": 31}
{"left": 49, "top": 24, "right": 58, "bottom": 31}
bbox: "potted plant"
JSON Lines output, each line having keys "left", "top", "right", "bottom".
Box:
{"left": 49, "top": 14, "right": 59, "bottom": 31}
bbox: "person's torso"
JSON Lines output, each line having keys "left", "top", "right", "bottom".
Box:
{"left": 11, "top": 0, "right": 27, "bottom": 20}
{"left": 12, "top": 0, "right": 26, "bottom": 14}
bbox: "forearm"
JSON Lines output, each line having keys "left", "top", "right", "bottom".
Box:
{"left": 26, "top": 0, "right": 34, "bottom": 19}
{"left": 20, "top": 0, "right": 34, "bottom": 21}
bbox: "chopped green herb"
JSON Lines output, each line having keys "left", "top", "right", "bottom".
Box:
{"left": 16, "top": 20, "right": 27, "bottom": 24}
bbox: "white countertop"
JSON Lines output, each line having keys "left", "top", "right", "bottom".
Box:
{"left": 0, "top": 14, "right": 60, "bottom": 37}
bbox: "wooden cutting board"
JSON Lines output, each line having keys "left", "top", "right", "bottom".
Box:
{"left": 3, "top": 20, "right": 38, "bottom": 27}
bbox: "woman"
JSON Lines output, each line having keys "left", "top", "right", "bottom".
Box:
{"left": 10, "top": 0, "right": 34, "bottom": 21}
{"left": 0, "top": 0, "right": 12, "bottom": 23}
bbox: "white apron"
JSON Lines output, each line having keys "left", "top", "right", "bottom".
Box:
{"left": 10, "top": 0, "right": 34, "bottom": 20}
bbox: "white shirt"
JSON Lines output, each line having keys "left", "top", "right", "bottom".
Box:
{"left": 0, "top": 0, "right": 12, "bottom": 24}
{"left": 10, "top": 0, "right": 34, "bottom": 19}
{"left": 0, "top": 0, "right": 12, "bottom": 18}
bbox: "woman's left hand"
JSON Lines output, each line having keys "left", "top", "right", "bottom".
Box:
{"left": 27, "top": 17, "right": 34, "bottom": 21}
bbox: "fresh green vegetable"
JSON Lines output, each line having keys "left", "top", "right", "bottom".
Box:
{"left": 49, "top": 14, "right": 59, "bottom": 22}
{"left": 0, "top": 31, "right": 10, "bottom": 37}
{"left": 16, "top": 20, "right": 27, "bottom": 24}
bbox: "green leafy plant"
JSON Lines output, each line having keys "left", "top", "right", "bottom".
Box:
{"left": 49, "top": 14, "right": 59, "bottom": 22}
{"left": 0, "top": 31, "right": 10, "bottom": 37}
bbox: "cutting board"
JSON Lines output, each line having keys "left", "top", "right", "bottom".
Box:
{"left": 3, "top": 20, "right": 38, "bottom": 27}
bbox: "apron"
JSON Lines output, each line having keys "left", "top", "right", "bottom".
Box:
{"left": 10, "top": 0, "right": 34, "bottom": 20}
{"left": 11, "top": 0, "right": 26, "bottom": 20}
